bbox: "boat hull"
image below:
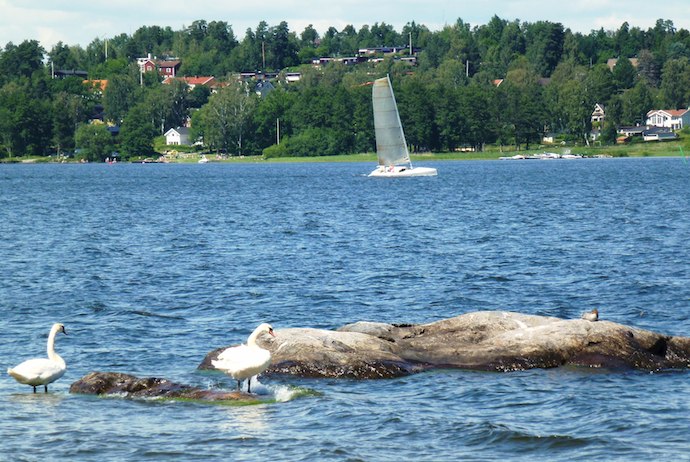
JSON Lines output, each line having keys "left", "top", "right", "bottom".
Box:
{"left": 368, "top": 166, "right": 438, "bottom": 178}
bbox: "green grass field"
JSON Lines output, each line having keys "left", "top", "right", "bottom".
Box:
{"left": 3, "top": 137, "right": 687, "bottom": 164}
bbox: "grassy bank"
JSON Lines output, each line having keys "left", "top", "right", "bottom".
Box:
{"left": 209, "top": 139, "right": 688, "bottom": 163}
{"left": 181, "top": 137, "right": 689, "bottom": 163}
{"left": 2, "top": 138, "right": 687, "bottom": 164}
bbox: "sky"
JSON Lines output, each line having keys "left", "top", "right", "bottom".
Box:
{"left": 2, "top": 0, "right": 690, "bottom": 50}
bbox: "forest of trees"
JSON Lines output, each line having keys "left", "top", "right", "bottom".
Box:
{"left": 1, "top": 16, "right": 690, "bottom": 161}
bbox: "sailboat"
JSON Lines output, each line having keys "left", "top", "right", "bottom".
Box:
{"left": 368, "top": 75, "right": 437, "bottom": 178}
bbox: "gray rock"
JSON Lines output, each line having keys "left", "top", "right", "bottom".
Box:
{"left": 69, "top": 371, "right": 261, "bottom": 402}
{"left": 200, "top": 311, "right": 690, "bottom": 378}
{"left": 198, "top": 327, "right": 426, "bottom": 378}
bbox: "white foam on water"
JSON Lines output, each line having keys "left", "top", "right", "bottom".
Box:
{"left": 250, "top": 377, "right": 298, "bottom": 402}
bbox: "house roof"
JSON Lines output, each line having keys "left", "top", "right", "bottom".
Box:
{"left": 185, "top": 76, "right": 215, "bottom": 86}
{"left": 644, "top": 126, "right": 675, "bottom": 134}
{"left": 646, "top": 109, "right": 689, "bottom": 118}
{"left": 55, "top": 69, "right": 88, "bottom": 78}
{"left": 163, "top": 76, "right": 216, "bottom": 87}
{"left": 255, "top": 80, "right": 275, "bottom": 97}
{"left": 83, "top": 79, "right": 108, "bottom": 91}
{"left": 164, "top": 127, "right": 190, "bottom": 137}
{"left": 618, "top": 125, "right": 648, "bottom": 134}
{"left": 606, "top": 58, "right": 639, "bottom": 70}
{"left": 643, "top": 127, "right": 678, "bottom": 139}
{"left": 158, "top": 60, "right": 181, "bottom": 68}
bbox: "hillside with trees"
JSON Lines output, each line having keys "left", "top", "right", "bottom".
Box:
{"left": 1, "top": 17, "right": 689, "bottom": 161}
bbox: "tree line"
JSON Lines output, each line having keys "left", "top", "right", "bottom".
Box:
{"left": 1, "top": 16, "right": 689, "bottom": 160}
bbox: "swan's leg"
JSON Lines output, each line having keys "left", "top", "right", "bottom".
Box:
{"left": 247, "top": 378, "right": 251, "bottom": 394}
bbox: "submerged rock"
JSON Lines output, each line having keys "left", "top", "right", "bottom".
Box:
{"left": 200, "top": 311, "right": 690, "bottom": 378}
{"left": 69, "top": 371, "right": 261, "bottom": 403}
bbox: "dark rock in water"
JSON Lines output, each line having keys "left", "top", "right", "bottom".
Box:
{"left": 69, "top": 372, "right": 260, "bottom": 402}
{"left": 199, "top": 311, "right": 690, "bottom": 379}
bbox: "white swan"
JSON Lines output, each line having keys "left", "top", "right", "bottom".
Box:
{"left": 8, "top": 323, "right": 67, "bottom": 393}
{"left": 212, "top": 323, "right": 275, "bottom": 393}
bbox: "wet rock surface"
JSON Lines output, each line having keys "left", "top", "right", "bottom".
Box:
{"left": 69, "top": 371, "right": 259, "bottom": 402}
{"left": 200, "top": 311, "right": 690, "bottom": 378}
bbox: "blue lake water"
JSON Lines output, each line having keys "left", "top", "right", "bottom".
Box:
{"left": 0, "top": 158, "right": 688, "bottom": 461}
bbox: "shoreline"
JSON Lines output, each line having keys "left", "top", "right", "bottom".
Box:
{"left": 1, "top": 142, "right": 687, "bottom": 164}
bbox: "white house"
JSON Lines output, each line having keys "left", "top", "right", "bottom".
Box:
{"left": 285, "top": 72, "right": 301, "bottom": 83}
{"left": 646, "top": 109, "right": 690, "bottom": 130}
{"left": 164, "top": 127, "right": 191, "bottom": 145}
{"left": 591, "top": 103, "right": 606, "bottom": 123}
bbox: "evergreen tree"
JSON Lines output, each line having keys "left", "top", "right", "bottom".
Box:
{"left": 103, "top": 74, "right": 138, "bottom": 124}
{"left": 0, "top": 40, "right": 45, "bottom": 83}
{"left": 637, "top": 49, "right": 661, "bottom": 87}
{"left": 622, "top": 80, "right": 655, "bottom": 125}
{"left": 399, "top": 75, "right": 437, "bottom": 151}
{"left": 659, "top": 57, "right": 690, "bottom": 108}
{"left": 612, "top": 56, "right": 637, "bottom": 90}
{"left": 601, "top": 120, "right": 619, "bottom": 145}
{"left": 524, "top": 21, "right": 564, "bottom": 77}
{"left": 499, "top": 63, "right": 545, "bottom": 149}
{"left": 269, "top": 21, "right": 298, "bottom": 70}
{"left": 52, "top": 92, "right": 79, "bottom": 155}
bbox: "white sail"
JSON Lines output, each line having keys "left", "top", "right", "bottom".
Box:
{"left": 372, "top": 75, "right": 411, "bottom": 167}
{"left": 369, "top": 76, "right": 437, "bottom": 177}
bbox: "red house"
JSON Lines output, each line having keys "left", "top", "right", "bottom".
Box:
{"left": 158, "top": 60, "right": 181, "bottom": 77}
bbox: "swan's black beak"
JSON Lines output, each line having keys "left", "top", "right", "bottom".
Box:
{"left": 268, "top": 328, "right": 276, "bottom": 337}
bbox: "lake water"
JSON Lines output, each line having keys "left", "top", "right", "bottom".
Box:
{"left": 0, "top": 158, "right": 688, "bottom": 461}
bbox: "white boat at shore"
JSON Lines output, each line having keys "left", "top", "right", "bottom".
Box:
{"left": 368, "top": 76, "right": 437, "bottom": 178}
{"left": 499, "top": 152, "right": 582, "bottom": 160}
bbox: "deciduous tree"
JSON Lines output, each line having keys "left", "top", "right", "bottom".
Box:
{"left": 75, "top": 123, "right": 115, "bottom": 161}
{"left": 196, "top": 83, "right": 257, "bottom": 155}
{"left": 120, "top": 103, "right": 157, "bottom": 158}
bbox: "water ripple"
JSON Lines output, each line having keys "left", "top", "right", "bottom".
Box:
{"left": 1, "top": 159, "right": 689, "bottom": 461}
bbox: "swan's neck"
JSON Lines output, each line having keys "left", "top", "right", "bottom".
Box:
{"left": 247, "top": 330, "right": 263, "bottom": 347}
{"left": 47, "top": 327, "right": 62, "bottom": 363}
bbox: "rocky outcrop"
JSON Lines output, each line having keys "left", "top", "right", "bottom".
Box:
{"left": 69, "top": 371, "right": 262, "bottom": 403}
{"left": 199, "top": 311, "right": 690, "bottom": 378}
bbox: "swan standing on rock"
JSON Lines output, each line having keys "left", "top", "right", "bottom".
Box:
{"left": 8, "top": 323, "right": 67, "bottom": 393}
{"left": 212, "top": 323, "right": 275, "bottom": 393}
